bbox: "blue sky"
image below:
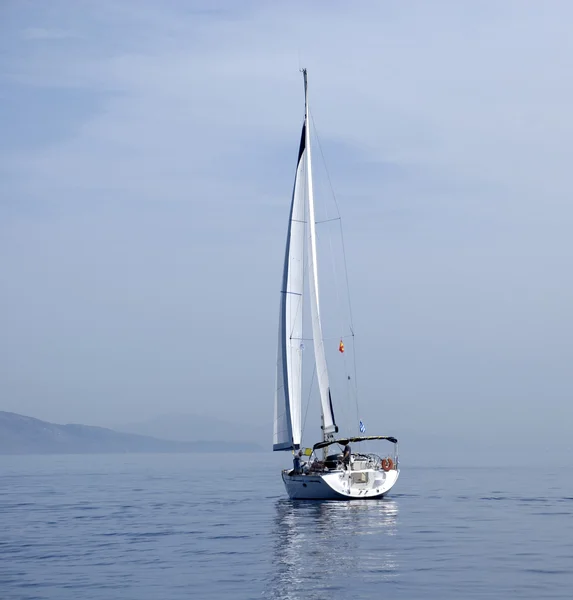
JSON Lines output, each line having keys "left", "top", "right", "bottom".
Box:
{"left": 1, "top": 1, "right": 572, "bottom": 459}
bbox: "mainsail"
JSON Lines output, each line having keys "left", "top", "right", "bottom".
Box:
{"left": 273, "top": 124, "right": 306, "bottom": 451}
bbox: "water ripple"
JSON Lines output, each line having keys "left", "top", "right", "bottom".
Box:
{"left": 0, "top": 455, "right": 572, "bottom": 600}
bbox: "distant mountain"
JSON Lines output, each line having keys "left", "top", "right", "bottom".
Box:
{"left": 114, "top": 413, "right": 267, "bottom": 445}
{"left": 0, "top": 411, "right": 261, "bottom": 455}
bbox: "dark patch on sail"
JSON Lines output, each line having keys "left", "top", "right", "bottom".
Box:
{"left": 297, "top": 123, "right": 306, "bottom": 165}
{"left": 328, "top": 389, "right": 339, "bottom": 433}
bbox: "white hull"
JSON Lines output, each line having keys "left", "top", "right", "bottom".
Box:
{"left": 282, "top": 467, "right": 400, "bottom": 500}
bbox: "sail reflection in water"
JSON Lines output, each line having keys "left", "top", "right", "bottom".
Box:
{"left": 264, "top": 499, "right": 399, "bottom": 599}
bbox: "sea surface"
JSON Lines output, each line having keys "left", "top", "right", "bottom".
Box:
{"left": 0, "top": 453, "right": 572, "bottom": 599}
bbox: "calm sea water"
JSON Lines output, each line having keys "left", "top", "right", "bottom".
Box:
{"left": 0, "top": 453, "right": 572, "bottom": 599}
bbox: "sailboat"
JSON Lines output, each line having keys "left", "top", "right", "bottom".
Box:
{"left": 273, "top": 69, "right": 400, "bottom": 500}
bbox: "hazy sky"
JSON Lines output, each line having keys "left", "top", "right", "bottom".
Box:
{"left": 1, "top": 1, "right": 572, "bottom": 455}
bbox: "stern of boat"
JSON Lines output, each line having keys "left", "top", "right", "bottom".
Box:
{"left": 281, "top": 466, "right": 400, "bottom": 500}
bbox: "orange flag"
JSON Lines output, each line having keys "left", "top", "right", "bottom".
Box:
{"left": 339, "top": 340, "right": 345, "bottom": 353}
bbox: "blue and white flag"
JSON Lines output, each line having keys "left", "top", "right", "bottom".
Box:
{"left": 359, "top": 420, "right": 366, "bottom": 434}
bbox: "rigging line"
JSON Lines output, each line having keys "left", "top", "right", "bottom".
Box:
{"left": 309, "top": 112, "right": 346, "bottom": 346}
{"left": 315, "top": 217, "right": 341, "bottom": 224}
{"left": 312, "top": 115, "right": 358, "bottom": 334}
{"left": 310, "top": 126, "right": 356, "bottom": 437}
{"left": 311, "top": 112, "right": 361, "bottom": 420}
{"left": 310, "top": 114, "right": 356, "bottom": 335}
{"left": 297, "top": 335, "right": 356, "bottom": 341}
{"left": 288, "top": 292, "right": 303, "bottom": 341}
{"left": 338, "top": 218, "right": 361, "bottom": 418}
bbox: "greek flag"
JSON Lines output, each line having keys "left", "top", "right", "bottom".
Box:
{"left": 359, "top": 420, "right": 366, "bottom": 433}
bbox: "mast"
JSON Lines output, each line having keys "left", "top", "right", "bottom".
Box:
{"left": 302, "top": 69, "right": 338, "bottom": 443}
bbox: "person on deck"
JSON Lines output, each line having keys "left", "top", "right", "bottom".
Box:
{"left": 342, "top": 443, "right": 351, "bottom": 470}
{"left": 293, "top": 450, "right": 303, "bottom": 474}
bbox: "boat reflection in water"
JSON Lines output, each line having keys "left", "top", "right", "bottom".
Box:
{"left": 263, "top": 499, "right": 399, "bottom": 599}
